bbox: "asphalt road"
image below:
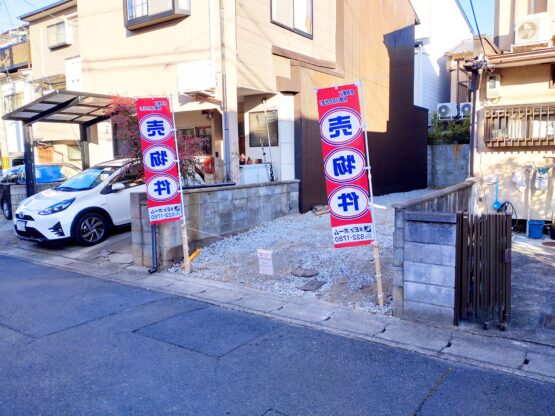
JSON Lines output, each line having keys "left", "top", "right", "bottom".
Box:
{"left": 0, "top": 255, "right": 554, "bottom": 416}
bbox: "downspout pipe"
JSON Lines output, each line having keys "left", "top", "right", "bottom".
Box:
{"left": 219, "top": 0, "right": 231, "bottom": 182}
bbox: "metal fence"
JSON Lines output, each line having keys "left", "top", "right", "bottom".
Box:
{"left": 484, "top": 104, "right": 555, "bottom": 147}
{"left": 455, "top": 212, "right": 512, "bottom": 329}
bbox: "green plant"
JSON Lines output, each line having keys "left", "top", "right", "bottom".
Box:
{"left": 428, "top": 112, "right": 470, "bottom": 145}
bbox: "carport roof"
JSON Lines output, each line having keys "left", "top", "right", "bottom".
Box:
{"left": 2, "top": 90, "right": 115, "bottom": 127}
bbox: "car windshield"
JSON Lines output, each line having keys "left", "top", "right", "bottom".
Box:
{"left": 55, "top": 166, "right": 117, "bottom": 191}
{"left": 36, "top": 165, "right": 81, "bottom": 184}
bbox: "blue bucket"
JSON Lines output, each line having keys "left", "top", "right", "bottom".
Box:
{"left": 528, "top": 220, "right": 545, "bottom": 239}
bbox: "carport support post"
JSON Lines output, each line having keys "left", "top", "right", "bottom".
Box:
{"left": 79, "top": 125, "right": 90, "bottom": 170}
{"left": 23, "top": 123, "right": 36, "bottom": 197}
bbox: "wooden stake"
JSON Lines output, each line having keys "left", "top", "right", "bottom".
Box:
{"left": 180, "top": 221, "right": 191, "bottom": 273}
{"left": 373, "top": 241, "right": 385, "bottom": 307}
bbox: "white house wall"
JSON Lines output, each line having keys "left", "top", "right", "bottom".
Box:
{"left": 412, "top": 0, "right": 473, "bottom": 115}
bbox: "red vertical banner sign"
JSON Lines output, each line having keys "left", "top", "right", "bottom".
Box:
{"left": 316, "top": 84, "right": 374, "bottom": 248}
{"left": 136, "top": 97, "right": 183, "bottom": 224}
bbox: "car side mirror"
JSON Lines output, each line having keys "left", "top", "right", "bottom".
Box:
{"left": 111, "top": 182, "right": 125, "bottom": 192}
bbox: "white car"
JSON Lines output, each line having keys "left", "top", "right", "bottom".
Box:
{"left": 14, "top": 159, "right": 145, "bottom": 246}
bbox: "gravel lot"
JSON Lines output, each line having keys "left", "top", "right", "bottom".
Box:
{"left": 169, "top": 188, "right": 431, "bottom": 314}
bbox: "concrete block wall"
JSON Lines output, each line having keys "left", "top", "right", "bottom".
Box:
{"left": 132, "top": 180, "right": 300, "bottom": 268}
{"left": 392, "top": 180, "right": 475, "bottom": 324}
{"left": 427, "top": 144, "right": 469, "bottom": 189}
{"left": 403, "top": 212, "right": 457, "bottom": 325}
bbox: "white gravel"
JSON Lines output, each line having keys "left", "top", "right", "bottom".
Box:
{"left": 168, "top": 188, "right": 431, "bottom": 314}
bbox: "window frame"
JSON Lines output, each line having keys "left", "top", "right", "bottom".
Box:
{"left": 124, "top": 0, "right": 191, "bottom": 31}
{"left": 270, "top": 0, "right": 314, "bottom": 39}
{"left": 529, "top": 0, "right": 548, "bottom": 14}
{"left": 47, "top": 20, "right": 72, "bottom": 50}
{"left": 248, "top": 110, "right": 279, "bottom": 148}
{"left": 484, "top": 103, "right": 555, "bottom": 147}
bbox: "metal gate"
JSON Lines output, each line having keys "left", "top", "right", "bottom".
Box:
{"left": 455, "top": 212, "right": 512, "bottom": 329}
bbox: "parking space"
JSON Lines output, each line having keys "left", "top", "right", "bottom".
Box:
{"left": 0, "top": 217, "right": 134, "bottom": 270}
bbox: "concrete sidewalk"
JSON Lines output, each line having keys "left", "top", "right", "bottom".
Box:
{"left": 1, "top": 230, "right": 555, "bottom": 385}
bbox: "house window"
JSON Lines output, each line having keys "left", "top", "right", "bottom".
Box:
{"left": 271, "top": 0, "right": 313, "bottom": 37}
{"left": 249, "top": 111, "right": 279, "bottom": 147}
{"left": 484, "top": 104, "right": 555, "bottom": 147}
{"left": 47, "top": 21, "right": 72, "bottom": 49}
{"left": 529, "top": 0, "right": 547, "bottom": 14}
{"left": 177, "top": 127, "right": 212, "bottom": 154}
{"left": 2, "top": 92, "right": 24, "bottom": 114}
{"left": 125, "top": 0, "right": 191, "bottom": 30}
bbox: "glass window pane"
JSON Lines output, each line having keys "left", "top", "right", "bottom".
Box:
{"left": 128, "top": 0, "right": 147, "bottom": 18}
{"left": 249, "top": 111, "right": 278, "bottom": 147}
{"left": 272, "top": 0, "right": 294, "bottom": 28}
{"left": 293, "top": 0, "right": 312, "bottom": 34}
{"left": 177, "top": 0, "right": 191, "bottom": 11}
{"left": 149, "top": 0, "right": 173, "bottom": 15}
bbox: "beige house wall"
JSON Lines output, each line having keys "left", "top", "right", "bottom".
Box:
{"left": 475, "top": 64, "right": 555, "bottom": 220}
{"left": 27, "top": 5, "right": 79, "bottom": 81}
{"left": 235, "top": 0, "right": 336, "bottom": 92}
{"left": 77, "top": 0, "right": 213, "bottom": 111}
{"left": 496, "top": 0, "right": 555, "bottom": 51}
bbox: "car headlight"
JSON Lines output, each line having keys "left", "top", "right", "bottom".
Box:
{"left": 38, "top": 198, "right": 76, "bottom": 215}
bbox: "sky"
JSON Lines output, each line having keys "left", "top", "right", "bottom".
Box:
{"left": 0, "top": 0, "right": 55, "bottom": 32}
{"left": 457, "top": 0, "right": 495, "bottom": 36}
{"left": 1, "top": 0, "right": 496, "bottom": 36}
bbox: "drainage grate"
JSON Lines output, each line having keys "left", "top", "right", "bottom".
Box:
{"left": 544, "top": 314, "right": 555, "bottom": 330}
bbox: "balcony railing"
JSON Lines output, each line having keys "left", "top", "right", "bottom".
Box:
{"left": 484, "top": 104, "right": 555, "bottom": 147}
{"left": 0, "top": 40, "right": 30, "bottom": 73}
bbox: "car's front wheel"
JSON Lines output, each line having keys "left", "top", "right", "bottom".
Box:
{"left": 1, "top": 200, "right": 12, "bottom": 220}
{"left": 73, "top": 212, "right": 108, "bottom": 246}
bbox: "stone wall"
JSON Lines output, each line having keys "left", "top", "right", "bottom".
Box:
{"left": 392, "top": 180, "right": 476, "bottom": 325}
{"left": 427, "top": 144, "right": 469, "bottom": 189}
{"left": 403, "top": 212, "right": 457, "bottom": 325}
{"left": 132, "top": 181, "right": 300, "bottom": 268}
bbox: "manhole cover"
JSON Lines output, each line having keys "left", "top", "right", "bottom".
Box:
{"left": 542, "top": 242, "right": 555, "bottom": 247}
{"left": 544, "top": 314, "right": 555, "bottom": 330}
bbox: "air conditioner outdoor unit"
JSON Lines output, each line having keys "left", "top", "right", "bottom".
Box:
{"left": 514, "top": 13, "right": 551, "bottom": 45}
{"left": 177, "top": 60, "right": 216, "bottom": 97}
{"left": 437, "top": 103, "right": 457, "bottom": 120}
{"left": 459, "top": 102, "right": 472, "bottom": 118}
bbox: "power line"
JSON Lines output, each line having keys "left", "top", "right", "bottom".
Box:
{"left": 469, "top": 0, "right": 487, "bottom": 57}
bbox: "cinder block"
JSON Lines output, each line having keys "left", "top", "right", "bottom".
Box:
{"left": 392, "top": 285, "right": 404, "bottom": 317}
{"left": 404, "top": 281, "right": 454, "bottom": 308}
{"left": 392, "top": 266, "right": 404, "bottom": 286}
{"left": 405, "top": 221, "right": 456, "bottom": 246}
{"left": 393, "top": 228, "right": 405, "bottom": 249}
{"left": 393, "top": 246, "right": 404, "bottom": 267}
{"left": 404, "top": 300, "right": 454, "bottom": 326}
{"left": 395, "top": 209, "right": 405, "bottom": 229}
{"left": 217, "top": 190, "right": 233, "bottom": 202}
{"left": 232, "top": 198, "right": 247, "bottom": 210}
{"left": 404, "top": 261, "right": 455, "bottom": 287}
{"left": 405, "top": 242, "right": 456, "bottom": 266}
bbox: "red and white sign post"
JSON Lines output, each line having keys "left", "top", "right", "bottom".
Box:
{"left": 316, "top": 82, "right": 384, "bottom": 306}
{"left": 136, "top": 97, "right": 190, "bottom": 272}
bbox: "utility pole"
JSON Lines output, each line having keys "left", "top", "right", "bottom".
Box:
{"left": 464, "top": 58, "right": 486, "bottom": 179}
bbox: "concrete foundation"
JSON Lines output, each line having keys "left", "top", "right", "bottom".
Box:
{"left": 132, "top": 181, "right": 300, "bottom": 268}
